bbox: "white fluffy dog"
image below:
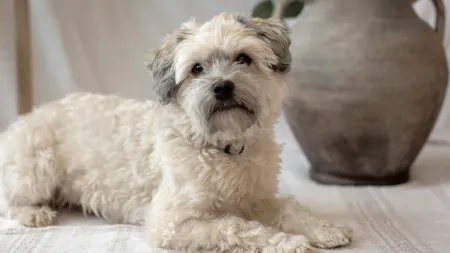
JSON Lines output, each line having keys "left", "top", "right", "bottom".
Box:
{"left": 0, "top": 13, "right": 352, "bottom": 253}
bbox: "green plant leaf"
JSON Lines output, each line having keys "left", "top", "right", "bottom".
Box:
{"left": 251, "top": 0, "right": 274, "bottom": 18}
{"left": 283, "top": 1, "right": 304, "bottom": 18}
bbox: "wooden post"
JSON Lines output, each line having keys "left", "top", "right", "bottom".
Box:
{"left": 14, "top": 0, "right": 33, "bottom": 114}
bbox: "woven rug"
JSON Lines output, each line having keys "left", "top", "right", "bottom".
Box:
{"left": 0, "top": 225, "right": 155, "bottom": 253}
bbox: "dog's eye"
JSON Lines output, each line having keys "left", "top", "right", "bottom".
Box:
{"left": 236, "top": 53, "right": 252, "bottom": 65}
{"left": 191, "top": 63, "right": 204, "bottom": 75}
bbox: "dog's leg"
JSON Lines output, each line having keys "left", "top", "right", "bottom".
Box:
{"left": 145, "top": 188, "right": 315, "bottom": 253}
{"left": 146, "top": 212, "right": 314, "bottom": 253}
{"left": 246, "top": 196, "right": 353, "bottom": 249}
{"left": 3, "top": 162, "right": 59, "bottom": 227}
{"left": 1, "top": 124, "right": 60, "bottom": 227}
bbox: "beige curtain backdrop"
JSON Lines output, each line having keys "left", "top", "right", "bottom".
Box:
{"left": 0, "top": 0, "right": 449, "bottom": 143}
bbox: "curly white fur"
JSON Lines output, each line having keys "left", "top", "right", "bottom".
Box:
{"left": 0, "top": 13, "right": 352, "bottom": 253}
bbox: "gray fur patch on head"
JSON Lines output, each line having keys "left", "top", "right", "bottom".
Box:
{"left": 234, "top": 14, "right": 292, "bottom": 73}
{"left": 147, "top": 25, "right": 194, "bottom": 105}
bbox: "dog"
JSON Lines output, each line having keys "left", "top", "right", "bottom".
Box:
{"left": 0, "top": 13, "right": 352, "bottom": 253}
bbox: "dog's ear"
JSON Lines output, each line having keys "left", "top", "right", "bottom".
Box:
{"left": 236, "top": 14, "right": 292, "bottom": 73}
{"left": 147, "top": 20, "right": 198, "bottom": 105}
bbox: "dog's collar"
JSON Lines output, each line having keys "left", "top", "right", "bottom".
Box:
{"left": 224, "top": 144, "right": 245, "bottom": 155}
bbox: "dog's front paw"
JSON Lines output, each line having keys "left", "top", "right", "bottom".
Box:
{"left": 309, "top": 224, "right": 353, "bottom": 249}
{"left": 260, "top": 235, "right": 316, "bottom": 253}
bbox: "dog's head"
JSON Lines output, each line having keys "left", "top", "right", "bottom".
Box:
{"left": 148, "top": 13, "right": 291, "bottom": 137}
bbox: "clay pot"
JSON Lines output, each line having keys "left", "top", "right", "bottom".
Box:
{"left": 281, "top": 0, "right": 448, "bottom": 185}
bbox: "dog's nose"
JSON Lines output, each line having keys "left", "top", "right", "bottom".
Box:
{"left": 213, "top": 80, "right": 235, "bottom": 100}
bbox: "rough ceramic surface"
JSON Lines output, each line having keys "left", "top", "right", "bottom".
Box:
{"left": 283, "top": 0, "right": 448, "bottom": 185}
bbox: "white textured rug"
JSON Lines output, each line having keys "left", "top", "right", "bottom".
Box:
{"left": 2, "top": 115, "right": 450, "bottom": 253}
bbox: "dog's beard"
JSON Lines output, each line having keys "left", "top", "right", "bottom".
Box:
{"left": 210, "top": 101, "right": 258, "bottom": 133}
{"left": 196, "top": 93, "right": 259, "bottom": 134}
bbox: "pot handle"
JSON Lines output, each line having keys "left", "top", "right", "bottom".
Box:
{"left": 430, "top": 0, "right": 446, "bottom": 41}
{"left": 272, "top": 0, "right": 296, "bottom": 20}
